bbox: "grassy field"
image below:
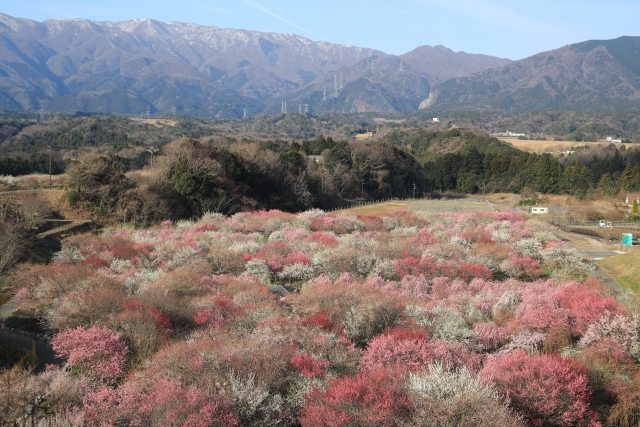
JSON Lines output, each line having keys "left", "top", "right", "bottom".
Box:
{"left": 131, "top": 118, "right": 177, "bottom": 127}
{"left": 354, "top": 132, "right": 373, "bottom": 140}
{"left": 343, "top": 198, "right": 492, "bottom": 215}
{"left": 500, "top": 138, "right": 629, "bottom": 154}
{"left": 597, "top": 251, "right": 640, "bottom": 295}
{"left": 344, "top": 200, "right": 407, "bottom": 214}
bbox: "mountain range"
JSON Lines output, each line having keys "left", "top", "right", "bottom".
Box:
{"left": 1, "top": 13, "right": 639, "bottom": 117}
{"left": 0, "top": 13, "right": 509, "bottom": 117}
{"left": 422, "top": 36, "right": 640, "bottom": 112}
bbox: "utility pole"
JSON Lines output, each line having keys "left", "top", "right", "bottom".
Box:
{"left": 361, "top": 179, "right": 365, "bottom": 199}
{"left": 146, "top": 145, "right": 158, "bottom": 168}
{"left": 568, "top": 179, "right": 573, "bottom": 198}
{"left": 412, "top": 183, "right": 417, "bottom": 199}
{"left": 47, "top": 146, "right": 52, "bottom": 189}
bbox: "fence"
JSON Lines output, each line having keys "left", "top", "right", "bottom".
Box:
{"left": 554, "top": 221, "right": 640, "bottom": 229}
{"left": 557, "top": 223, "right": 640, "bottom": 243}
{"left": 325, "top": 197, "right": 490, "bottom": 213}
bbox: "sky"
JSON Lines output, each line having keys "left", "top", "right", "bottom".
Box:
{"left": 2, "top": 0, "right": 640, "bottom": 60}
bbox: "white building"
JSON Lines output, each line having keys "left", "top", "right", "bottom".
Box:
{"left": 530, "top": 206, "right": 549, "bottom": 215}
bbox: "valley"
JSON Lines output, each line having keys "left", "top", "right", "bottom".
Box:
{"left": 3, "top": 8, "right": 640, "bottom": 427}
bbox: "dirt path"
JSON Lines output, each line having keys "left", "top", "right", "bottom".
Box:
{"left": 0, "top": 187, "right": 61, "bottom": 196}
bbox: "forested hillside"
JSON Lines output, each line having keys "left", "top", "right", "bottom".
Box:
{"left": 3, "top": 114, "right": 640, "bottom": 224}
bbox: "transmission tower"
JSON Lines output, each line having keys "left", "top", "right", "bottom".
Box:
{"left": 399, "top": 59, "right": 404, "bottom": 72}
{"left": 281, "top": 101, "right": 287, "bottom": 114}
{"left": 339, "top": 72, "right": 344, "bottom": 89}
{"left": 323, "top": 87, "right": 327, "bottom": 101}
{"left": 39, "top": 100, "right": 46, "bottom": 122}
{"left": 100, "top": 99, "right": 107, "bottom": 114}
{"left": 243, "top": 108, "right": 247, "bottom": 119}
{"left": 171, "top": 106, "right": 177, "bottom": 115}
{"left": 371, "top": 58, "right": 375, "bottom": 73}
{"left": 334, "top": 75, "right": 339, "bottom": 97}
{"left": 145, "top": 105, "right": 151, "bottom": 119}
{"left": 304, "top": 104, "right": 308, "bottom": 113}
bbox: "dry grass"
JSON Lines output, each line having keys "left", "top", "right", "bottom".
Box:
{"left": 131, "top": 118, "right": 177, "bottom": 127}
{"left": 344, "top": 201, "right": 407, "bottom": 214}
{"left": 597, "top": 251, "right": 640, "bottom": 295}
{"left": 354, "top": 132, "right": 373, "bottom": 140}
{"left": 500, "top": 138, "right": 629, "bottom": 154}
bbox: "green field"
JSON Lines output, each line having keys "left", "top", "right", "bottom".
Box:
{"left": 597, "top": 251, "right": 640, "bottom": 295}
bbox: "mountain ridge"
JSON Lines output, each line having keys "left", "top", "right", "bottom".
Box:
{"left": 0, "top": 13, "right": 510, "bottom": 117}
{"left": 423, "top": 36, "right": 640, "bottom": 112}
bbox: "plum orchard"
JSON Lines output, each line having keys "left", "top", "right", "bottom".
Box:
{"left": 5, "top": 209, "right": 637, "bottom": 426}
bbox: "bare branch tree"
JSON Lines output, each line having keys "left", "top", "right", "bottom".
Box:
{"left": 18, "top": 194, "right": 51, "bottom": 230}
{"left": 198, "top": 193, "right": 240, "bottom": 217}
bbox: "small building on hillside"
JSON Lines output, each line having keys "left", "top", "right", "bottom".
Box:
{"left": 308, "top": 155, "right": 324, "bottom": 164}
{"left": 530, "top": 206, "right": 549, "bottom": 215}
{"left": 626, "top": 193, "right": 640, "bottom": 206}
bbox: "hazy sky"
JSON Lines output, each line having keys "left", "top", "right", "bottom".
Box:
{"left": 2, "top": 0, "right": 639, "bottom": 60}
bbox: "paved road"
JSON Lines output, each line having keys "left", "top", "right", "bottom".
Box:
{"left": 0, "top": 297, "right": 17, "bottom": 319}
{"left": 555, "top": 234, "right": 631, "bottom": 299}
{"left": 585, "top": 250, "right": 624, "bottom": 260}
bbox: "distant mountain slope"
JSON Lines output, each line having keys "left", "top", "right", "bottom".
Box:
{"left": 424, "top": 36, "right": 640, "bottom": 112}
{"left": 0, "top": 13, "right": 510, "bottom": 117}
{"left": 277, "top": 46, "right": 511, "bottom": 114}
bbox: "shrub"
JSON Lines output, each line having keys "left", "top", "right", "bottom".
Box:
{"left": 52, "top": 326, "right": 128, "bottom": 385}
{"left": 481, "top": 351, "right": 599, "bottom": 427}
{"left": 300, "top": 368, "right": 411, "bottom": 427}
{"left": 360, "top": 334, "right": 483, "bottom": 373}
{"left": 473, "top": 322, "right": 506, "bottom": 351}
{"left": 554, "top": 284, "right": 623, "bottom": 336}
{"left": 290, "top": 352, "right": 329, "bottom": 378}
{"left": 579, "top": 314, "right": 640, "bottom": 355}
{"left": 83, "top": 378, "right": 239, "bottom": 427}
